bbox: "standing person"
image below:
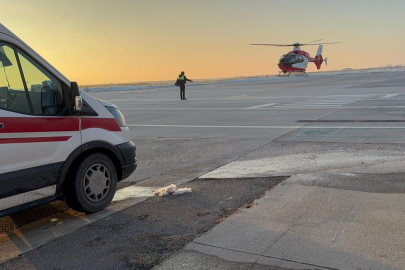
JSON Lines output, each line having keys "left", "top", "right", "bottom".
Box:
{"left": 176, "top": 71, "right": 193, "bottom": 100}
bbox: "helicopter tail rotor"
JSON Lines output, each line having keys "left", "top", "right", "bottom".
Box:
{"left": 313, "top": 44, "right": 327, "bottom": 70}
{"left": 314, "top": 54, "right": 323, "bottom": 70}
{"left": 325, "top": 58, "right": 328, "bottom": 66}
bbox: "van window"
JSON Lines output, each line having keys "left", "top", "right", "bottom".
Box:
{"left": 0, "top": 43, "right": 30, "bottom": 114}
{"left": 17, "top": 50, "right": 64, "bottom": 115}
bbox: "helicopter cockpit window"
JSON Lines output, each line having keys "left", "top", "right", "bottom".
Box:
{"left": 295, "top": 55, "right": 304, "bottom": 63}
{"left": 282, "top": 54, "right": 296, "bottom": 64}
{"left": 279, "top": 54, "right": 287, "bottom": 62}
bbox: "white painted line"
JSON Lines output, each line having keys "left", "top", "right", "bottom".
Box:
{"left": 226, "top": 95, "right": 248, "bottom": 99}
{"left": 302, "top": 126, "right": 405, "bottom": 129}
{"left": 0, "top": 185, "right": 158, "bottom": 264}
{"left": 246, "top": 103, "right": 276, "bottom": 109}
{"left": 368, "top": 98, "right": 405, "bottom": 101}
{"left": 281, "top": 106, "right": 341, "bottom": 108}
{"left": 382, "top": 94, "right": 399, "bottom": 99}
{"left": 128, "top": 124, "right": 302, "bottom": 129}
{"left": 128, "top": 124, "right": 405, "bottom": 129}
{"left": 299, "top": 102, "right": 347, "bottom": 104}
{"left": 119, "top": 105, "right": 405, "bottom": 111}
{"left": 120, "top": 108, "right": 250, "bottom": 111}
{"left": 294, "top": 103, "right": 344, "bottom": 105}
{"left": 324, "top": 94, "right": 374, "bottom": 97}
{"left": 121, "top": 107, "right": 340, "bottom": 111}
{"left": 316, "top": 98, "right": 361, "bottom": 100}
{"left": 332, "top": 106, "right": 405, "bottom": 108}
{"left": 281, "top": 105, "right": 342, "bottom": 107}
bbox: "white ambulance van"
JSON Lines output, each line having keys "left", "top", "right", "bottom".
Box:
{"left": 0, "top": 24, "right": 137, "bottom": 216}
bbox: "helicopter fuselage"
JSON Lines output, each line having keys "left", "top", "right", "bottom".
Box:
{"left": 278, "top": 50, "right": 309, "bottom": 73}
{"left": 278, "top": 46, "right": 324, "bottom": 74}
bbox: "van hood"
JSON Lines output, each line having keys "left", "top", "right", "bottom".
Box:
{"left": 80, "top": 91, "right": 118, "bottom": 108}
{"left": 97, "top": 99, "right": 117, "bottom": 108}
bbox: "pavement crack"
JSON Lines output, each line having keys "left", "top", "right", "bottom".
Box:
{"left": 191, "top": 242, "right": 338, "bottom": 270}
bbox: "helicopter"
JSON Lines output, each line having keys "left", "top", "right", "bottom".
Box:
{"left": 251, "top": 40, "right": 341, "bottom": 76}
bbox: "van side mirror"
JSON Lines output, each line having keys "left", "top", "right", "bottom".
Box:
{"left": 71, "top": 81, "right": 82, "bottom": 112}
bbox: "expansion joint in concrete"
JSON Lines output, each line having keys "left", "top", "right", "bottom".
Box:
{"left": 191, "top": 242, "right": 338, "bottom": 270}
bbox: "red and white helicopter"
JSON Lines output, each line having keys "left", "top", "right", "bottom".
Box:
{"left": 251, "top": 40, "right": 340, "bottom": 76}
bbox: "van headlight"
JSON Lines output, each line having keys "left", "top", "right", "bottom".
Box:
{"left": 106, "top": 106, "right": 126, "bottom": 127}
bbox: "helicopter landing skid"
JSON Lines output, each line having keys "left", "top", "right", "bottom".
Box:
{"left": 293, "top": 71, "right": 309, "bottom": 76}
{"left": 277, "top": 71, "right": 290, "bottom": 77}
{"left": 278, "top": 71, "right": 308, "bottom": 77}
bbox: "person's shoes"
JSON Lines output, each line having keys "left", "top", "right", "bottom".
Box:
{"left": 183, "top": 98, "right": 187, "bottom": 100}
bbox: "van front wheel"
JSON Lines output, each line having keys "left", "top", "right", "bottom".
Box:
{"left": 67, "top": 153, "right": 117, "bottom": 213}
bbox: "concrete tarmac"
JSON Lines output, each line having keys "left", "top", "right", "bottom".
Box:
{"left": 3, "top": 70, "right": 405, "bottom": 269}
{"left": 156, "top": 142, "right": 405, "bottom": 270}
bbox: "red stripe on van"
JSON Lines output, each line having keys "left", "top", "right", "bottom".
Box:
{"left": 0, "top": 117, "right": 121, "bottom": 133}
{"left": 0, "top": 117, "right": 79, "bottom": 133}
{"left": 0, "top": 136, "right": 71, "bottom": 144}
{"left": 81, "top": 118, "right": 121, "bottom": 131}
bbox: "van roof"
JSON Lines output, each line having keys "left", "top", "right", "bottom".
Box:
{"left": 0, "top": 24, "right": 11, "bottom": 35}
{"left": 0, "top": 23, "right": 18, "bottom": 39}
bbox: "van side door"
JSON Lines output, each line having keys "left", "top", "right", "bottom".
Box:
{"left": 0, "top": 42, "right": 81, "bottom": 211}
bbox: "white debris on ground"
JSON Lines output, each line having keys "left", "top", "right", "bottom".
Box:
{"left": 172, "top": 188, "right": 193, "bottom": 195}
{"left": 153, "top": 184, "right": 192, "bottom": 197}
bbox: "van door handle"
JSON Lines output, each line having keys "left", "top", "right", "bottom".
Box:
{"left": 0, "top": 123, "right": 3, "bottom": 129}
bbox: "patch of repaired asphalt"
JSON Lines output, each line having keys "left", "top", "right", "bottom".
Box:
{"left": 0, "top": 176, "right": 287, "bottom": 270}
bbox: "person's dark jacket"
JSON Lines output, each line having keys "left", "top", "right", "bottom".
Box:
{"left": 177, "top": 74, "right": 192, "bottom": 85}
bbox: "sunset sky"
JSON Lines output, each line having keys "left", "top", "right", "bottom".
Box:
{"left": 2, "top": 0, "right": 405, "bottom": 85}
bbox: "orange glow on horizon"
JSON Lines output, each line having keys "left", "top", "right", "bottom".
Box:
{"left": 2, "top": 0, "right": 405, "bottom": 85}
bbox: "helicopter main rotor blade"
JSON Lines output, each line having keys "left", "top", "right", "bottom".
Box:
{"left": 304, "top": 39, "right": 323, "bottom": 44}
{"left": 250, "top": 41, "right": 342, "bottom": 47}
{"left": 300, "top": 42, "right": 342, "bottom": 46}
{"left": 250, "top": 44, "right": 295, "bottom": 47}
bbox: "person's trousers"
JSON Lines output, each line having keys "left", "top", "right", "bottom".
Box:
{"left": 180, "top": 85, "right": 185, "bottom": 99}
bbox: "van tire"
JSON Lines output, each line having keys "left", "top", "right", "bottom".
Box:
{"left": 66, "top": 153, "right": 117, "bottom": 213}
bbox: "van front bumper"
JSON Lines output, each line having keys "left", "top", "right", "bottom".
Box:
{"left": 116, "top": 141, "right": 137, "bottom": 181}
